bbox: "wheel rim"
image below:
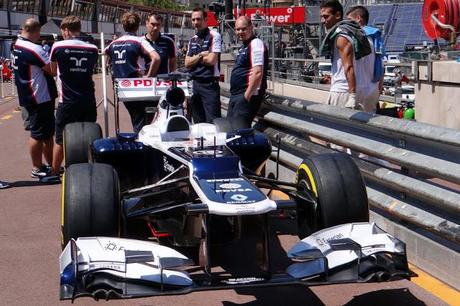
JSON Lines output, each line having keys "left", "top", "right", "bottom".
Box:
{"left": 296, "top": 176, "right": 319, "bottom": 238}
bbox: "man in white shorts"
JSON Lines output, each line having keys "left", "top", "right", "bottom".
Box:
{"left": 319, "top": 0, "right": 372, "bottom": 110}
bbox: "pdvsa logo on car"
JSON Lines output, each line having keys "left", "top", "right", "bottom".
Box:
{"left": 119, "top": 78, "right": 155, "bottom": 88}
{"left": 156, "top": 80, "right": 184, "bottom": 87}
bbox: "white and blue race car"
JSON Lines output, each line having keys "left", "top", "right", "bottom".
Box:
{"left": 60, "top": 73, "right": 413, "bottom": 301}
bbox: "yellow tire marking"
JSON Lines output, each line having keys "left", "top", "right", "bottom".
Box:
{"left": 61, "top": 172, "right": 66, "bottom": 247}
{"left": 409, "top": 263, "right": 460, "bottom": 306}
{"left": 1, "top": 115, "right": 13, "bottom": 120}
{"left": 298, "top": 164, "right": 318, "bottom": 197}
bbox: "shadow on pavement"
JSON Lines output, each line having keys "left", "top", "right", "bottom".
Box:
{"left": 8, "top": 180, "right": 50, "bottom": 187}
{"left": 344, "top": 288, "right": 427, "bottom": 306}
{"left": 222, "top": 285, "right": 325, "bottom": 306}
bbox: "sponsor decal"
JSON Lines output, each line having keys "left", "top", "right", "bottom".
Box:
{"left": 216, "top": 188, "right": 252, "bottom": 193}
{"left": 222, "top": 277, "right": 265, "bottom": 285}
{"left": 206, "top": 178, "right": 244, "bottom": 183}
{"left": 120, "top": 79, "right": 131, "bottom": 87}
{"left": 315, "top": 233, "right": 344, "bottom": 247}
{"left": 114, "top": 50, "right": 126, "bottom": 59}
{"left": 104, "top": 241, "right": 125, "bottom": 252}
{"left": 230, "top": 194, "right": 248, "bottom": 201}
{"left": 89, "top": 262, "right": 124, "bottom": 271}
{"left": 118, "top": 79, "right": 184, "bottom": 88}
{"left": 163, "top": 156, "right": 175, "bottom": 173}
{"left": 227, "top": 200, "right": 256, "bottom": 204}
{"left": 156, "top": 80, "right": 183, "bottom": 87}
{"left": 70, "top": 57, "right": 87, "bottom": 67}
{"left": 219, "top": 183, "right": 241, "bottom": 189}
{"left": 234, "top": 7, "right": 305, "bottom": 25}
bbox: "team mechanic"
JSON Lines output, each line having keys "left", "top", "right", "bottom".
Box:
{"left": 185, "top": 8, "right": 222, "bottom": 123}
{"left": 45, "top": 16, "right": 99, "bottom": 183}
{"left": 12, "top": 18, "right": 57, "bottom": 182}
{"left": 144, "top": 13, "right": 176, "bottom": 74}
{"left": 105, "top": 11, "right": 161, "bottom": 133}
{"left": 227, "top": 16, "right": 268, "bottom": 127}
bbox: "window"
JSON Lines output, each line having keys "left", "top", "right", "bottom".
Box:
{"left": 48, "top": 0, "right": 73, "bottom": 17}
{"left": 11, "top": 0, "right": 40, "bottom": 13}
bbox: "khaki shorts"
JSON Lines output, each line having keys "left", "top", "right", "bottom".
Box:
{"left": 327, "top": 92, "right": 356, "bottom": 109}
{"left": 328, "top": 91, "right": 379, "bottom": 112}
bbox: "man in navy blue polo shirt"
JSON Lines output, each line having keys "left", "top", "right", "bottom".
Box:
{"left": 227, "top": 16, "right": 268, "bottom": 127}
{"left": 12, "top": 18, "right": 56, "bottom": 181}
{"left": 105, "top": 12, "right": 161, "bottom": 133}
{"left": 45, "top": 15, "right": 99, "bottom": 182}
{"left": 144, "top": 13, "right": 176, "bottom": 74}
{"left": 185, "top": 8, "right": 222, "bottom": 123}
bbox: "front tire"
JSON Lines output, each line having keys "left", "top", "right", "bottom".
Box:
{"left": 64, "top": 122, "right": 102, "bottom": 167}
{"left": 62, "top": 163, "right": 120, "bottom": 248}
{"left": 296, "top": 153, "right": 369, "bottom": 239}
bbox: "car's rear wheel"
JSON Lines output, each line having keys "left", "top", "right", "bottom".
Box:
{"left": 64, "top": 122, "right": 102, "bottom": 167}
{"left": 61, "top": 163, "right": 120, "bottom": 248}
{"left": 296, "top": 153, "right": 369, "bottom": 239}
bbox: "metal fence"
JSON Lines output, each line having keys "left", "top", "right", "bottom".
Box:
{"left": 266, "top": 57, "right": 414, "bottom": 86}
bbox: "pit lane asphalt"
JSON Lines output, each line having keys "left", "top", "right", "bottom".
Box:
{"left": 0, "top": 76, "right": 449, "bottom": 305}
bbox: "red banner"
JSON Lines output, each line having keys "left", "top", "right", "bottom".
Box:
{"left": 207, "top": 11, "right": 219, "bottom": 27}
{"left": 234, "top": 7, "right": 305, "bottom": 25}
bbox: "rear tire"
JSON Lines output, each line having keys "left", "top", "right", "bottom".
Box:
{"left": 62, "top": 163, "right": 120, "bottom": 248}
{"left": 296, "top": 153, "right": 369, "bottom": 239}
{"left": 64, "top": 122, "right": 102, "bottom": 167}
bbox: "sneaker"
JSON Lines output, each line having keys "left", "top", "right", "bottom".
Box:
{"left": 39, "top": 174, "right": 61, "bottom": 184}
{"left": 45, "top": 165, "right": 64, "bottom": 174}
{"left": 31, "top": 165, "right": 50, "bottom": 178}
{"left": 0, "top": 181, "right": 10, "bottom": 189}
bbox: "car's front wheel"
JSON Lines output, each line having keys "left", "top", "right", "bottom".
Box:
{"left": 295, "top": 153, "right": 369, "bottom": 239}
{"left": 61, "top": 163, "right": 120, "bottom": 248}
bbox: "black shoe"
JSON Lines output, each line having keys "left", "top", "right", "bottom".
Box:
{"left": 0, "top": 181, "right": 10, "bottom": 189}
{"left": 39, "top": 174, "right": 61, "bottom": 184}
{"left": 31, "top": 165, "right": 50, "bottom": 178}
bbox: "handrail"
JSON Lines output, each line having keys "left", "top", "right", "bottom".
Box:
{"left": 220, "top": 89, "right": 460, "bottom": 246}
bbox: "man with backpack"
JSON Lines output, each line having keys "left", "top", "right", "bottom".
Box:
{"left": 346, "top": 5, "right": 385, "bottom": 112}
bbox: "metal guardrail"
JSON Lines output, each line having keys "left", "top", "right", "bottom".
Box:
{"left": 221, "top": 89, "right": 460, "bottom": 246}
{"left": 265, "top": 57, "right": 414, "bottom": 87}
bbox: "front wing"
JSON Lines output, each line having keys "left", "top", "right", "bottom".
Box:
{"left": 60, "top": 222, "right": 414, "bottom": 301}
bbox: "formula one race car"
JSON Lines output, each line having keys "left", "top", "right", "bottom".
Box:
{"left": 59, "top": 73, "right": 413, "bottom": 301}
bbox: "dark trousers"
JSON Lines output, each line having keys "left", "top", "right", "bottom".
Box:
{"left": 190, "top": 79, "right": 221, "bottom": 123}
{"left": 123, "top": 101, "right": 155, "bottom": 133}
{"left": 227, "top": 93, "right": 264, "bottom": 128}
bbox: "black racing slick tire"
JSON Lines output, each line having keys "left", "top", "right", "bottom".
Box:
{"left": 61, "top": 163, "right": 120, "bottom": 248}
{"left": 296, "top": 153, "right": 369, "bottom": 239}
{"left": 64, "top": 122, "right": 102, "bottom": 167}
